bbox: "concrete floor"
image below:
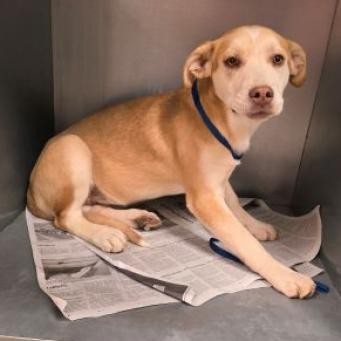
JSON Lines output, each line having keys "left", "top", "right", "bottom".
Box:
{"left": 0, "top": 212, "right": 340, "bottom": 341}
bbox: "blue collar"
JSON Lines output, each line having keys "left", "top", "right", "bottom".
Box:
{"left": 191, "top": 79, "right": 243, "bottom": 161}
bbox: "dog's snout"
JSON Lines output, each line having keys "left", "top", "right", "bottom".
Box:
{"left": 249, "top": 86, "right": 274, "bottom": 106}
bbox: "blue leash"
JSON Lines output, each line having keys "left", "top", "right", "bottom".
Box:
{"left": 209, "top": 238, "right": 329, "bottom": 294}
{"left": 191, "top": 79, "right": 243, "bottom": 161}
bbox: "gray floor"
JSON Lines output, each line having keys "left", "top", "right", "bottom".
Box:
{"left": 0, "top": 213, "right": 340, "bottom": 341}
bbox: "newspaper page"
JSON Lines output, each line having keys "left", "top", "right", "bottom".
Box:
{"left": 26, "top": 198, "right": 323, "bottom": 319}
{"left": 77, "top": 197, "right": 323, "bottom": 306}
{"left": 26, "top": 210, "right": 176, "bottom": 320}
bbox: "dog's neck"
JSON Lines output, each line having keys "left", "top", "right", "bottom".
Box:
{"left": 198, "top": 78, "right": 263, "bottom": 155}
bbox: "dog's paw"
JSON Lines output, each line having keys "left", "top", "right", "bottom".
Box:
{"left": 247, "top": 222, "right": 278, "bottom": 241}
{"left": 130, "top": 210, "right": 162, "bottom": 231}
{"left": 91, "top": 227, "right": 127, "bottom": 252}
{"left": 270, "top": 268, "right": 316, "bottom": 299}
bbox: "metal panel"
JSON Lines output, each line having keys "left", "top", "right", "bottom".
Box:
{"left": 294, "top": 1, "right": 341, "bottom": 290}
{"left": 52, "top": 0, "right": 337, "bottom": 205}
{"left": 0, "top": 0, "right": 54, "bottom": 229}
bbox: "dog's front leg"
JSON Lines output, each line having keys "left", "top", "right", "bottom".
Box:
{"left": 224, "top": 182, "right": 277, "bottom": 241}
{"left": 186, "top": 188, "right": 315, "bottom": 298}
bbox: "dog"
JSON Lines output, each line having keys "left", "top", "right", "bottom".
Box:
{"left": 27, "top": 25, "right": 314, "bottom": 298}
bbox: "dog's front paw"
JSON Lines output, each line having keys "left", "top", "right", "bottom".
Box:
{"left": 91, "top": 227, "right": 127, "bottom": 252}
{"left": 270, "top": 268, "right": 316, "bottom": 299}
{"left": 247, "top": 222, "right": 278, "bottom": 241}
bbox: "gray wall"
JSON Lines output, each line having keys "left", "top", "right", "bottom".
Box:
{"left": 294, "top": 1, "right": 341, "bottom": 290}
{"left": 0, "top": 0, "right": 54, "bottom": 229}
{"left": 52, "top": 0, "right": 337, "bottom": 205}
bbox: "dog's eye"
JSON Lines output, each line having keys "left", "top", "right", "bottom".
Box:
{"left": 224, "top": 56, "right": 241, "bottom": 68}
{"left": 272, "top": 54, "right": 285, "bottom": 65}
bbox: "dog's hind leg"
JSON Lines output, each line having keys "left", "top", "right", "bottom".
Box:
{"left": 83, "top": 205, "right": 161, "bottom": 233}
{"left": 28, "top": 134, "right": 127, "bottom": 252}
{"left": 82, "top": 205, "right": 159, "bottom": 246}
{"left": 86, "top": 187, "right": 162, "bottom": 231}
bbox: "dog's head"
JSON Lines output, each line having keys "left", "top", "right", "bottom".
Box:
{"left": 183, "top": 26, "right": 306, "bottom": 120}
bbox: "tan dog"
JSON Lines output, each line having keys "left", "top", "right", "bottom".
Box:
{"left": 27, "top": 26, "right": 314, "bottom": 298}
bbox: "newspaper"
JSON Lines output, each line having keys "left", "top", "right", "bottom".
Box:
{"left": 26, "top": 198, "right": 323, "bottom": 320}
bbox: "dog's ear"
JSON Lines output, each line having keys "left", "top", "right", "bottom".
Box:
{"left": 183, "top": 41, "right": 215, "bottom": 87}
{"left": 287, "top": 39, "right": 307, "bottom": 87}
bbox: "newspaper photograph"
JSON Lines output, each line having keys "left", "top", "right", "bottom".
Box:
{"left": 26, "top": 198, "right": 323, "bottom": 319}
{"left": 26, "top": 211, "right": 176, "bottom": 320}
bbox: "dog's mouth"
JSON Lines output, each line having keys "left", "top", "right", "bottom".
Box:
{"left": 246, "top": 110, "right": 272, "bottom": 119}
{"left": 232, "top": 108, "right": 273, "bottom": 120}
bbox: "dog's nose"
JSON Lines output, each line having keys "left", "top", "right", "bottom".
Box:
{"left": 249, "top": 86, "right": 274, "bottom": 106}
